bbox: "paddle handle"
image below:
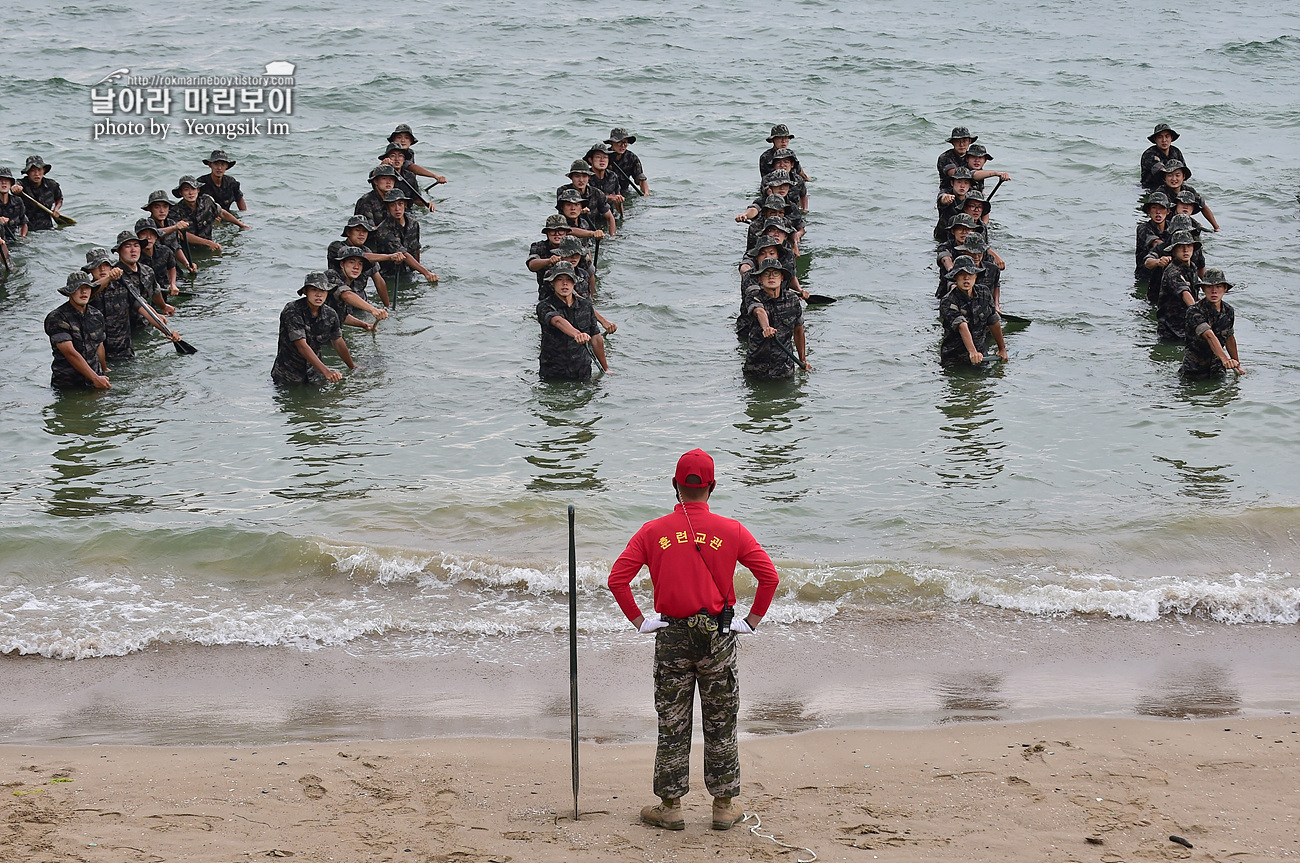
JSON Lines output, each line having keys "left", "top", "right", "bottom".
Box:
{"left": 19, "top": 190, "right": 72, "bottom": 225}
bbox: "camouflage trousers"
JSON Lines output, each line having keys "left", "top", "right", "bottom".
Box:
{"left": 653, "top": 615, "right": 739, "bottom": 800}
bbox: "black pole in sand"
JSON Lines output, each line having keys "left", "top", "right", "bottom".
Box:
{"left": 568, "top": 504, "right": 579, "bottom": 821}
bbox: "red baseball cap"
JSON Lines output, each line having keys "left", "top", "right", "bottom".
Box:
{"left": 674, "top": 448, "right": 715, "bottom": 487}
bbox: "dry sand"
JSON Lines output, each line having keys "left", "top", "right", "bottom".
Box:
{"left": 4, "top": 717, "right": 1297, "bottom": 862}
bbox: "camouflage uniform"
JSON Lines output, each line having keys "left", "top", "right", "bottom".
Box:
{"left": 372, "top": 215, "right": 422, "bottom": 282}
{"left": 171, "top": 194, "right": 220, "bottom": 240}
{"left": 0, "top": 193, "right": 27, "bottom": 237}
{"left": 1157, "top": 260, "right": 1199, "bottom": 342}
{"left": 198, "top": 173, "right": 243, "bottom": 212}
{"left": 527, "top": 238, "right": 563, "bottom": 290}
{"left": 590, "top": 168, "right": 622, "bottom": 201}
{"left": 140, "top": 244, "right": 175, "bottom": 296}
{"left": 1140, "top": 144, "right": 1186, "bottom": 189}
{"left": 556, "top": 182, "right": 612, "bottom": 224}
{"left": 939, "top": 284, "right": 1000, "bottom": 365}
{"left": 1181, "top": 298, "right": 1235, "bottom": 378}
{"left": 536, "top": 292, "right": 598, "bottom": 381}
{"left": 653, "top": 617, "right": 740, "bottom": 800}
{"left": 1135, "top": 219, "right": 1167, "bottom": 290}
{"left": 610, "top": 149, "right": 646, "bottom": 194}
{"left": 742, "top": 286, "right": 803, "bottom": 379}
{"left": 759, "top": 147, "right": 803, "bottom": 180}
{"left": 44, "top": 301, "right": 106, "bottom": 389}
{"left": 354, "top": 189, "right": 389, "bottom": 230}
{"left": 23, "top": 177, "right": 63, "bottom": 231}
{"left": 326, "top": 240, "right": 380, "bottom": 282}
{"left": 271, "top": 298, "right": 342, "bottom": 385}
{"left": 324, "top": 268, "right": 371, "bottom": 317}
{"left": 89, "top": 268, "right": 152, "bottom": 360}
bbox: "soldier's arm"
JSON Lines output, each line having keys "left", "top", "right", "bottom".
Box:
{"left": 294, "top": 338, "right": 335, "bottom": 380}
{"left": 548, "top": 313, "right": 591, "bottom": 344}
{"left": 55, "top": 341, "right": 110, "bottom": 388}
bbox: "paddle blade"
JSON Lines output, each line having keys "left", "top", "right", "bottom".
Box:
{"left": 805, "top": 294, "right": 837, "bottom": 305}
{"left": 174, "top": 339, "right": 198, "bottom": 355}
{"left": 1000, "top": 313, "right": 1031, "bottom": 325}
{"left": 55, "top": 213, "right": 77, "bottom": 227}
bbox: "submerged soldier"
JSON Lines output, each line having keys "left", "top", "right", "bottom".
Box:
{"left": 329, "top": 215, "right": 390, "bottom": 307}
{"left": 141, "top": 190, "right": 196, "bottom": 274}
{"left": 585, "top": 143, "right": 624, "bottom": 210}
{"left": 939, "top": 255, "right": 1006, "bottom": 367}
{"left": 1136, "top": 191, "right": 1172, "bottom": 303}
{"left": 0, "top": 166, "right": 29, "bottom": 242}
{"left": 743, "top": 260, "right": 810, "bottom": 379}
{"left": 605, "top": 448, "right": 779, "bottom": 831}
{"left": 378, "top": 142, "right": 430, "bottom": 209}
{"left": 387, "top": 123, "right": 448, "bottom": 187}
{"left": 136, "top": 218, "right": 178, "bottom": 298}
{"left": 558, "top": 160, "right": 616, "bottom": 238}
{"left": 536, "top": 261, "right": 607, "bottom": 381}
{"left": 1140, "top": 124, "right": 1187, "bottom": 190}
{"left": 84, "top": 245, "right": 180, "bottom": 361}
{"left": 758, "top": 124, "right": 807, "bottom": 182}
{"left": 372, "top": 189, "right": 438, "bottom": 285}
{"left": 172, "top": 175, "right": 247, "bottom": 253}
{"left": 1156, "top": 230, "right": 1201, "bottom": 342}
{"left": 606, "top": 127, "right": 649, "bottom": 197}
{"left": 271, "top": 272, "right": 356, "bottom": 385}
{"left": 527, "top": 214, "right": 573, "bottom": 291}
{"left": 326, "top": 245, "right": 389, "bottom": 328}
{"left": 198, "top": 149, "right": 246, "bottom": 212}
{"left": 1181, "top": 268, "right": 1244, "bottom": 378}
{"left": 356, "top": 165, "right": 399, "bottom": 229}
{"left": 15, "top": 156, "right": 62, "bottom": 231}
{"left": 1152, "top": 161, "right": 1218, "bottom": 232}
{"left": 936, "top": 127, "right": 976, "bottom": 191}
{"left": 45, "top": 271, "right": 109, "bottom": 390}
{"left": 963, "top": 143, "right": 1010, "bottom": 193}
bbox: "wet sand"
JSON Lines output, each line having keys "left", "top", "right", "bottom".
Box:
{"left": 2, "top": 609, "right": 1297, "bottom": 745}
{"left": 4, "top": 717, "right": 1298, "bottom": 862}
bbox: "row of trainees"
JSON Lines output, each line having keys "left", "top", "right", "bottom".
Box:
{"left": 271, "top": 123, "right": 456, "bottom": 386}
{"left": 525, "top": 127, "right": 651, "bottom": 381}
{"left": 731, "top": 125, "right": 818, "bottom": 379}
{"left": 1138, "top": 123, "right": 1220, "bottom": 230}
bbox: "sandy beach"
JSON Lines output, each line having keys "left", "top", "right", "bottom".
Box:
{"left": 4, "top": 716, "right": 1297, "bottom": 862}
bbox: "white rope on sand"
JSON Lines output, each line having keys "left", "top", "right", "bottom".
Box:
{"left": 742, "top": 812, "right": 817, "bottom": 862}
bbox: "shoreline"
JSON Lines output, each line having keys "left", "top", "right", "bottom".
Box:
{"left": 3, "top": 608, "right": 1297, "bottom": 746}
{"left": 4, "top": 717, "right": 1297, "bottom": 862}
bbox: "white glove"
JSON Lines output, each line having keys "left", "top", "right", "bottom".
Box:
{"left": 638, "top": 613, "right": 669, "bottom": 633}
{"left": 730, "top": 617, "right": 755, "bottom": 634}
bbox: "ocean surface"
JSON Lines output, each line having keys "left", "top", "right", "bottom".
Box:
{"left": 1, "top": 3, "right": 1298, "bottom": 669}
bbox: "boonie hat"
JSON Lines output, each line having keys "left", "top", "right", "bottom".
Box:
{"left": 962, "top": 189, "right": 990, "bottom": 212}
{"left": 23, "top": 155, "right": 52, "bottom": 174}
{"left": 1174, "top": 189, "right": 1200, "bottom": 206}
{"left": 554, "top": 236, "right": 585, "bottom": 257}
{"left": 567, "top": 159, "right": 594, "bottom": 176}
{"left": 298, "top": 271, "right": 331, "bottom": 295}
{"left": 81, "top": 248, "right": 113, "bottom": 272}
{"left": 202, "top": 149, "right": 235, "bottom": 167}
{"left": 111, "top": 230, "right": 141, "bottom": 252}
{"left": 1166, "top": 229, "right": 1200, "bottom": 249}
{"left": 947, "top": 255, "right": 981, "bottom": 277}
{"left": 142, "top": 190, "right": 172, "bottom": 210}
{"left": 0, "top": 167, "right": 14, "bottom": 182}
{"left": 1148, "top": 123, "right": 1179, "bottom": 144}
{"left": 382, "top": 188, "right": 409, "bottom": 203}
{"left": 1158, "top": 159, "right": 1191, "bottom": 179}
{"left": 965, "top": 143, "right": 993, "bottom": 160}
{"left": 334, "top": 245, "right": 368, "bottom": 264}
{"left": 543, "top": 214, "right": 571, "bottom": 232}
{"left": 1198, "top": 267, "right": 1232, "bottom": 290}
{"left": 606, "top": 127, "right": 636, "bottom": 144}
{"left": 1167, "top": 213, "right": 1201, "bottom": 234}
{"left": 674, "top": 448, "right": 715, "bottom": 488}
{"left": 753, "top": 259, "right": 788, "bottom": 277}
{"left": 556, "top": 188, "right": 585, "bottom": 204}
{"left": 585, "top": 142, "right": 614, "bottom": 158}
{"left": 947, "top": 213, "right": 979, "bottom": 230}
{"left": 342, "top": 214, "right": 376, "bottom": 235}
{"left": 172, "top": 175, "right": 201, "bottom": 196}
{"left": 543, "top": 261, "right": 578, "bottom": 283}
{"left": 762, "top": 216, "right": 793, "bottom": 233}
{"left": 949, "top": 167, "right": 975, "bottom": 181}
{"left": 388, "top": 123, "right": 419, "bottom": 145}
{"left": 1143, "top": 191, "right": 1173, "bottom": 210}
{"left": 61, "top": 270, "right": 93, "bottom": 297}
{"left": 766, "top": 124, "right": 794, "bottom": 142}
{"left": 762, "top": 169, "right": 793, "bottom": 187}
{"left": 947, "top": 127, "right": 976, "bottom": 143}
{"left": 955, "top": 234, "right": 989, "bottom": 254}
{"left": 750, "top": 236, "right": 784, "bottom": 253}
{"left": 762, "top": 194, "right": 787, "bottom": 210}
{"left": 379, "top": 142, "right": 413, "bottom": 161}
{"left": 134, "top": 217, "right": 160, "bottom": 237}
{"left": 770, "top": 147, "right": 797, "bottom": 160}
{"left": 370, "top": 164, "right": 399, "bottom": 182}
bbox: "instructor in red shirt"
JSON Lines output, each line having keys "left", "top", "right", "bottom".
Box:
{"left": 607, "top": 448, "right": 780, "bottom": 832}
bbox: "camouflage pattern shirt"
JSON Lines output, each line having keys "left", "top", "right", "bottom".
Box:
{"left": 1182, "top": 299, "right": 1235, "bottom": 378}
{"left": 1140, "top": 144, "right": 1186, "bottom": 190}
{"left": 939, "top": 285, "right": 1000, "bottom": 364}
{"left": 556, "top": 183, "right": 611, "bottom": 222}
{"left": 536, "top": 293, "right": 598, "bottom": 381}
{"left": 759, "top": 147, "right": 804, "bottom": 179}
{"left": 372, "top": 216, "right": 422, "bottom": 281}
{"left": 22, "top": 177, "right": 62, "bottom": 231}
{"left": 610, "top": 149, "right": 646, "bottom": 191}
{"left": 171, "top": 194, "right": 220, "bottom": 240}
{"left": 1157, "top": 261, "right": 1200, "bottom": 342}
{"left": 198, "top": 173, "right": 243, "bottom": 211}
{"left": 89, "top": 267, "right": 152, "bottom": 359}
{"left": 44, "top": 301, "right": 106, "bottom": 389}
{"left": 140, "top": 244, "right": 176, "bottom": 295}
{"left": 1135, "top": 220, "right": 1167, "bottom": 283}
{"left": 742, "top": 286, "right": 803, "bottom": 378}
{"left": 353, "top": 190, "right": 388, "bottom": 230}
{"left": 271, "top": 299, "right": 342, "bottom": 385}
{"left": 326, "top": 240, "right": 381, "bottom": 283}
{"left": 0, "top": 193, "right": 27, "bottom": 235}
{"left": 589, "top": 169, "right": 622, "bottom": 201}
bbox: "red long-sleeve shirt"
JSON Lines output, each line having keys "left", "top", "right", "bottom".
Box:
{"left": 607, "top": 501, "right": 780, "bottom": 621}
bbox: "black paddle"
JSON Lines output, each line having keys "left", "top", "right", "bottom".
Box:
{"left": 606, "top": 159, "right": 641, "bottom": 198}
{"left": 986, "top": 176, "right": 1005, "bottom": 202}
{"left": 389, "top": 265, "right": 400, "bottom": 310}
{"left": 136, "top": 297, "right": 197, "bottom": 355}
{"left": 1000, "top": 312, "right": 1031, "bottom": 325}
{"left": 567, "top": 504, "right": 580, "bottom": 822}
{"left": 804, "top": 293, "right": 836, "bottom": 305}
{"left": 765, "top": 329, "right": 810, "bottom": 371}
